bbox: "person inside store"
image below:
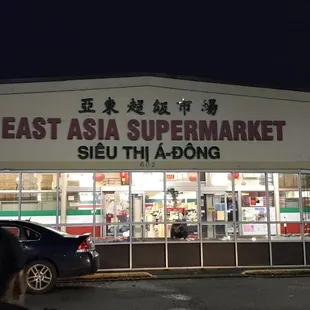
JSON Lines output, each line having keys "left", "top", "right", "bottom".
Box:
{"left": 170, "top": 220, "right": 189, "bottom": 240}
{"left": 0, "top": 227, "right": 28, "bottom": 310}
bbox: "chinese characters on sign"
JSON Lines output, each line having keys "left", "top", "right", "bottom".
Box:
{"left": 78, "top": 97, "right": 218, "bottom": 116}
{"left": 153, "top": 100, "right": 171, "bottom": 115}
{"left": 102, "top": 97, "right": 119, "bottom": 115}
{"left": 201, "top": 99, "right": 218, "bottom": 116}
{"left": 177, "top": 98, "right": 192, "bottom": 116}
{"left": 78, "top": 98, "right": 96, "bottom": 113}
{"left": 127, "top": 99, "right": 145, "bottom": 115}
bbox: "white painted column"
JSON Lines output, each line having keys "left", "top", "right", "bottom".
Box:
{"left": 273, "top": 173, "right": 281, "bottom": 235}
{"left": 60, "top": 173, "right": 67, "bottom": 232}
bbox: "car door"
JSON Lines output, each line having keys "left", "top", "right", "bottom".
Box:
{"left": 19, "top": 226, "right": 42, "bottom": 259}
{"left": 0, "top": 224, "right": 41, "bottom": 260}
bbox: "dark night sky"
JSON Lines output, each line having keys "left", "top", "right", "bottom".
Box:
{"left": 1, "top": 2, "right": 309, "bottom": 91}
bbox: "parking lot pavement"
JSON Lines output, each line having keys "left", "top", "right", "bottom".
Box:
{"left": 26, "top": 277, "right": 310, "bottom": 310}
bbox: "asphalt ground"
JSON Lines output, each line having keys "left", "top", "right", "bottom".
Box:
{"left": 26, "top": 277, "right": 310, "bottom": 310}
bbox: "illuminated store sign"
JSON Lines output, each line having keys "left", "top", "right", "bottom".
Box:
{"left": 0, "top": 96, "right": 286, "bottom": 165}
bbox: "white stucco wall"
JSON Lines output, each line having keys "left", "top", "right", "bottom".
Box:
{"left": 0, "top": 76, "right": 309, "bottom": 170}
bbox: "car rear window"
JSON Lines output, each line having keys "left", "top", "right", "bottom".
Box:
{"left": 24, "top": 228, "right": 41, "bottom": 241}
{"left": 44, "top": 226, "right": 70, "bottom": 236}
{"left": 26, "top": 221, "right": 69, "bottom": 236}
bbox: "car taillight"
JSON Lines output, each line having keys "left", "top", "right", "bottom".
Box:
{"left": 77, "top": 240, "right": 89, "bottom": 252}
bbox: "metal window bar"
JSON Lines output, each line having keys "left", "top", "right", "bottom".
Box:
{"left": 198, "top": 172, "right": 203, "bottom": 267}
{"left": 55, "top": 172, "right": 60, "bottom": 228}
{"left": 298, "top": 172, "right": 307, "bottom": 266}
{"left": 231, "top": 172, "right": 238, "bottom": 267}
{"left": 129, "top": 171, "right": 133, "bottom": 270}
{"left": 18, "top": 172, "right": 22, "bottom": 220}
{"left": 92, "top": 172, "right": 96, "bottom": 241}
{"left": 265, "top": 172, "right": 273, "bottom": 266}
{"left": 163, "top": 172, "right": 168, "bottom": 269}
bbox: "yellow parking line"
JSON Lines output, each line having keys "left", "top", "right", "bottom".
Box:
{"left": 80, "top": 272, "right": 153, "bottom": 279}
{"left": 242, "top": 269, "right": 310, "bottom": 275}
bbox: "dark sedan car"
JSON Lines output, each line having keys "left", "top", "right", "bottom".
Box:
{"left": 0, "top": 220, "right": 100, "bottom": 294}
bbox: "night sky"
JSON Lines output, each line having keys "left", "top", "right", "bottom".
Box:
{"left": 1, "top": 3, "right": 309, "bottom": 91}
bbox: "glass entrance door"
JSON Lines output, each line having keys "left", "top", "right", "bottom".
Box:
{"left": 99, "top": 191, "right": 130, "bottom": 239}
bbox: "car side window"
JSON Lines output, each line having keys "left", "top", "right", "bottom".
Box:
{"left": 1, "top": 226, "right": 21, "bottom": 239}
{"left": 24, "top": 228, "right": 41, "bottom": 241}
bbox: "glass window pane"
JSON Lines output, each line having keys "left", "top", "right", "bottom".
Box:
{"left": 166, "top": 172, "right": 198, "bottom": 223}
{"left": 301, "top": 173, "right": 310, "bottom": 222}
{"left": 275, "top": 173, "right": 301, "bottom": 222}
{"left": 95, "top": 224, "right": 130, "bottom": 244}
{"left": 94, "top": 172, "right": 130, "bottom": 241}
{"left": 132, "top": 172, "right": 164, "bottom": 191}
{"left": 202, "top": 224, "right": 234, "bottom": 241}
{"left": 132, "top": 224, "right": 165, "bottom": 242}
{"left": 143, "top": 192, "right": 164, "bottom": 222}
{"left": 57, "top": 224, "right": 95, "bottom": 237}
{"left": 238, "top": 173, "right": 268, "bottom": 223}
{"left": 272, "top": 222, "right": 302, "bottom": 241}
{"left": 58, "top": 173, "right": 94, "bottom": 232}
{"left": 201, "top": 172, "right": 235, "bottom": 222}
{"left": 168, "top": 223, "right": 199, "bottom": 241}
{"left": 237, "top": 223, "right": 269, "bottom": 241}
{"left": 21, "top": 173, "right": 57, "bottom": 224}
{"left": 131, "top": 172, "right": 165, "bottom": 241}
{"left": 0, "top": 173, "right": 19, "bottom": 220}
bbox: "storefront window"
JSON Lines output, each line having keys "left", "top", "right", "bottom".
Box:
{"left": 57, "top": 224, "right": 95, "bottom": 237}
{"left": 202, "top": 224, "right": 235, "bottom": 241}
{"left": 131, "top": 172, "right": 165, "bottom": 242}
{"left": 1, "top": 170, "right": 307, "bottom": 244}
{"left": 95, "top": 224, "right": 130, "bottom": 243}
{"left": 58, "top": 173, "right": 94, "bottom": 232}
{"left": 0, "top": 173, "right": 19, "bottom": 220}
{"left": 166, "top": 172, "right": 198, "bottom": 222}
{"left": 20, "top": 173, "right": 57, "bottom": 224}
{"left": 165, "top": 172, "right": 198, "bottom": 241}
{"left": 273, "top": 173, "right": 301, "bottom": 239}
{"left": 236, "top": 223, "right": 268, "bottom": 241}
{"left": 301, "top": 173, "right": 310, "bottom": 238}
{"left": 94, "top": 172, "right": 130, "bottom": 243}
{"left": 237, "top": 173, "right": 268, "bottom": 239}
{"left": 201, "top": 172, "right": 235, "bottom": 238}
{"left": 132, "top": 224, "right": 165, "bottom": 242}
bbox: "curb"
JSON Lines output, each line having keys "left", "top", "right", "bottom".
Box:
{"left": 242, "top": 269, "right": 310, "bottom": 277}
{"left": 58, "top": 272, "right": 154, "bottom": 283}
{"left": 57, "top": 269, "right": 310, "bottom": 283}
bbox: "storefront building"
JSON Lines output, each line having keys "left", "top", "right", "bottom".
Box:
{"left": 1, "top": 75, "right": 310, "bottom": 270}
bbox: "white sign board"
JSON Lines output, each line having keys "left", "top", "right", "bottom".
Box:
{"left": 0, "top": 81, "right": 309, "bottom": 170}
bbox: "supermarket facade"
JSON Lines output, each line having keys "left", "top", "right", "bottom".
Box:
{"left": 1, "top": 75, "right": 310, "bottom": 269}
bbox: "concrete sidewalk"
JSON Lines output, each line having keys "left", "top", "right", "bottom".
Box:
{"left": 58, "top": 267, "right": 310, "bottom": 282}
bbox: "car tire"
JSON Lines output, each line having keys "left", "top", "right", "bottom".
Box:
{"left": 25, "top": 260, "right": 57, "bottom": 294}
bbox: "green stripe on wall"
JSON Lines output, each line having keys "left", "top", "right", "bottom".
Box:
{"left": 280, "top": 207, "right": 310, "bottom": 213}
{"left": 146, "top": 199, "right": 196, "bottom": 203}
{"left": 0, "top": 207, "right": 309, "bottom": 217}
{"left": 0, "top": 210, "right": 101, "bottom": 216}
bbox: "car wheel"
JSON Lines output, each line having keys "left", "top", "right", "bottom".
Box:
{"left": 25, "top": 260, "right": 57, "bottom": 294}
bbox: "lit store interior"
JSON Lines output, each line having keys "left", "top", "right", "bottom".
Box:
{"left": 1, "top": 171, "right": 310, "bottom": 242}
{"left": 2, "top": 171, "right": 310, "bottom": 268}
